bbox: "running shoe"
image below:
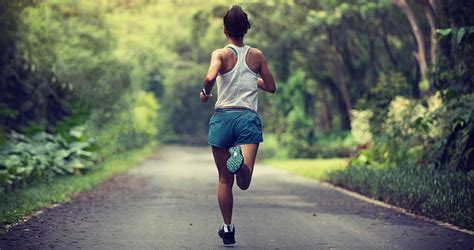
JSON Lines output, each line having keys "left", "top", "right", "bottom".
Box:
{"left": 218, "top": 224, "right": 236, "bottom": 246}
{"left": 227, "top": 145, "right": 243, "bottom": 174}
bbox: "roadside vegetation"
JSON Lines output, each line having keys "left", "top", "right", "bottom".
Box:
{"left": 0, "top": 143, "right": 155, "bottom": 232}
{"left": 264, "top": 158, "right": 348, "bottom": 181}
{"left": 0, "top": 1, "right": 165, "bottom": 229}
{"left": 248, "top": 1, "right": 473, "bottom": 230}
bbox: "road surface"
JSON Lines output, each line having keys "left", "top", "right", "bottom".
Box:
{"left": 1, "top": 146, "right": 473, "bottom": 249}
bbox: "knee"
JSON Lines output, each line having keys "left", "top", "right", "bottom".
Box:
{"left": 237, "top": 181, "right": 250, "bottom": 190}
{"left": 219, "top": 176, "right": 234, "bottom": 186}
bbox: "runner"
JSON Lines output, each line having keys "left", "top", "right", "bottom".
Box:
{"left": 199, "top": 5, "right": 277, "bottom": 246}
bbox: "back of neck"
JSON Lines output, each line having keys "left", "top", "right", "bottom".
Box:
{"left": 227, "top": 38, "right": 244, "bottom": 47}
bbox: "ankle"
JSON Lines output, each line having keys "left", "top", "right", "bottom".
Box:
{"left": 222, "top": 223, "right": 235, "bottom": 232}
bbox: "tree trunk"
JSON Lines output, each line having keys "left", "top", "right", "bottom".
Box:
{"left": 379, "top": 12, "right": 399, "bottom": 70}
{"left": 320, "top": 86, "right": 332, "bottom": 132}
{"left": 326, "top": 27, "right": 352, "bottom": 129}
{"left": 417, "top": 0, "right": 438, "bottom": 68}
{"left": 393, "top": 0, "right": 429, "bottom": 82}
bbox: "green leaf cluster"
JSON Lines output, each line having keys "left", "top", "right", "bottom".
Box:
{"left": 0, "top": 127, "right": 96, "bottom": 191}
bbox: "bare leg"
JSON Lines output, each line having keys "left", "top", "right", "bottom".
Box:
{"left": 212, "top": 146, "right": 234, "bottom": 225}
{"left": 236, "top": 144, "right": 259, "bottom": 190}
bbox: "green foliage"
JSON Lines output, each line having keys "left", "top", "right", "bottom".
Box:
{"left": 270, "top": 70, "right": 356, "bottom": 158}
{"left": 133, "top": 91, "right": 159, "bottom": 139}
{"left": 436, "top": 27, "right": 474, "bottom": 44}
{"left": 158, "top": 65, "right": 214, "bottom": 144}
{"left": 260, "top": 132, "right": 355, "bottom": 160}
{"left": 312, "top": 132, "right": 356, "bottom": 158}
{"left": 354, "top": 91, "right": 473, "bottom": 172}
{"left": 0, "top": 0, "right": 164, "bottom": 167}
{"left": 53, "top": 103, "right": 91, "bottom": 142}
{"left": 0, "top": 142, "right": 156, "bottom": 230}
{"left": 0, "top": 128, "right": 96, "bottom": 191}
{"left": 281, "top": 108, "right": 314, "bottom": 158}
{"left": 363, "top": 73, "right": 412, "bottom": 136}
{"left": 93, "top": 90, "right": 159, "bottom": 158}
{"left": 430, "top": 94, "right": 474, "bottom": 171}
{"left": 352, "top": 94, "right": 444, "bottom": 167}
{"left": 351, "top": 109, "right": 373, "bottom": 145}
{"left": 434, "top": 2, "right": 474, "bottom": 96}
{"left": 257, "top": 134, "right": 288, "bottom": 160}
{"left": 266, "top": 158, "right": 348, "bottom": 181}
{"left": 277, "top": 71, "right": 315, "bottom": 157}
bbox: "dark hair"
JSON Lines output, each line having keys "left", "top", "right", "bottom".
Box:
{"left": 223, "top": 5, "right": 251, "bottom": 39}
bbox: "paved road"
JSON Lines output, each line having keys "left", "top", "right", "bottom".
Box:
{"left": 1, "top": 146, "right": 473, "bottom": 249}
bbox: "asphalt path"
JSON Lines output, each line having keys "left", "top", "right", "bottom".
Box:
{"left": 1, "top": 146, "right": 473, "bottom": 249}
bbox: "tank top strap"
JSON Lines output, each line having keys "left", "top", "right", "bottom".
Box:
{"left": 225, "top": 45, "right": 238, "bottom": 56}
{"left": 241, "top": 46, "right": 251, "bottom": 63}
{"left": 226, "top": 44, "right": 251, "bottom": 60}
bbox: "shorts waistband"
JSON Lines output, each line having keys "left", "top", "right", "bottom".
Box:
{"left": 215, "top": 107, "right": 256, "bottom": 113}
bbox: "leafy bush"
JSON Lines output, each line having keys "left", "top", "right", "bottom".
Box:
{"left": 93, "top": 90, "right": 159, "bottom": 158}
{"left": 0, "top": 128, "right": 96, "bottom": 191}
{"left": 339, "top": 93, "right": 474, "bottom": 230}
{"left": 352, "top": 94, "right": 445, "bottom": 167}
{"left": 428, "top": 93, "right": 474, "bottom": 171}
{"left": 365, "top": 73, "right": 413, "bottom": 136}
{"left": 277, "top": 71, "right": 316, "bottom": 158}
{"left": 309, "top": 132, "right": 356, "bottom": 158}
{"left": 351, "top": 109, "right": 373, "bottom": 145}
{"left": 158, "top": 65, "right": 213, "bottom": 144}
{"left": 259, "top": 132, "right": 355, "bottom": 160}
{"left": 130, "top": 90, "right": 160, "bottom": 148}
{"left": 257, "top": 134, "right": 288, "bottom": 160}
{"left": 280, "top": 108, "right": 315, "bottom": 158}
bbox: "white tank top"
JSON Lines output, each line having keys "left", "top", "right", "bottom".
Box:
{"left": 215, "top": 44, "right": 258, "bottom": 112}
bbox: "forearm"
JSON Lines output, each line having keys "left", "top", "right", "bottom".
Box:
{"left": 203, "top": 50, "right": 221, "bottom": 95}
{"left": 257, "top": 77, "right": 276, "bottom": 93}
{"left": 203, "top": 77, "right": 215, "bottom": 94}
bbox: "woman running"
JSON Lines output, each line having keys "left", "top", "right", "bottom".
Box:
{"left": 199, "top": 5, "right": 276, "bottom": 246}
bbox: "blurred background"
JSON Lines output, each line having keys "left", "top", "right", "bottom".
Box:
{"left": 0, "top": 0, "right": 473, "bottom": 230}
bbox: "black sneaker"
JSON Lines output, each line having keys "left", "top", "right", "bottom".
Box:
{"left": 218, "top": 224, "right": 236, "bottom": 246}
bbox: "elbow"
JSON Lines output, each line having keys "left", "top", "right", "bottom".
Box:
{"left": 269, "top": 86, "right": 276, "bottom": 94}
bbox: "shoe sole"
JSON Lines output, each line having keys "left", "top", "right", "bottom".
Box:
{"left": 227, "top": 146, "right": 243, "bottom": 174}
{"left": 218, "top": 228, "right": 236, "bottom": 246}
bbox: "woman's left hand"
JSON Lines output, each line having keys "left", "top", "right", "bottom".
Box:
{"left": 200, "top": 91, "right": 212, "bottom": 103}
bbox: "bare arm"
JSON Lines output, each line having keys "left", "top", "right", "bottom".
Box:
{"left": 257, "top": 53, "right": 276, "bottom": 93}
{"left": 200, "top": 50, "right": 222, "bottom": 103}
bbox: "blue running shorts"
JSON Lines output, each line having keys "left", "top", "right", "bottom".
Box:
{"left": 208, "top": 107, "right": 263, "bottom": 148}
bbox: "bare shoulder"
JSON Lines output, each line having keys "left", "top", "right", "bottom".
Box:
{"left": 214, "top": 47, "right": 235, "bottom": 58}
{"left": 211, "top": 49, "right": 223, "bottom": 57}
{"left": 249, "top": 47, "right": 264, "bottom": 57}
{"left": 248, "top": 48, "right": 266, "bottom": 63}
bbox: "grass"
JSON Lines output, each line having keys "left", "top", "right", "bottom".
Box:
{"left": 0, "top": 142, "right": 157, "bottom": 232}
{"left": 264, "top": 158, "right": 349, "bottom": 180}
{"left": 265, "top": 156, "right": 474, "bottom": 230}
{"left": 327, "top": 163, "right": 474, "bottom": 230}
{"left": 258, "top": 133, "right": 356, "bottom": 160}
{"left": 258, "top": 134, "right": 287, "bottom": 160}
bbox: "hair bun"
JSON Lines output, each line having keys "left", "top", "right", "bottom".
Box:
{"left": 223, "top": 5, "right": 251, "bottom": 39}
